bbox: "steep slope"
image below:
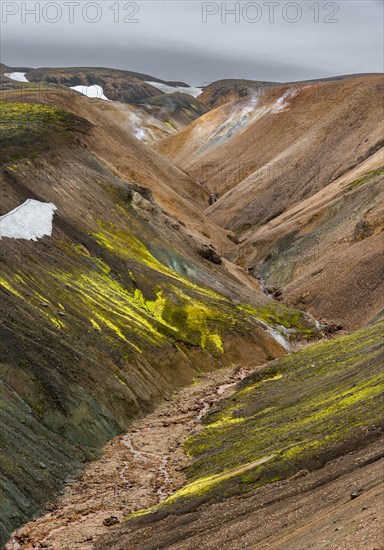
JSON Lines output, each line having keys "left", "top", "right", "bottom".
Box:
{"left": 156, "top": 74, "right": 384, "bottom": 328}
{"left": 141, "top": 93, "right": 209, "bottom": 133}
{"left": 101, "top": 93, "right": 209, "bottom": 144}
{"left": 0, "top": 95, "right": 320, "bottom": 544}
{"left": 3, "top": 88, "right": 214, "bottom": 214}
{"left": 97, "top": 321, "right": 384, "bottom": 549}
{"left": 157, "top": 75, "right": 383, "bottom": 220}
{"left": 234, "top": 154, "right": 384, "bottom": 329}
{"left": 155, "top": 89, "right": 268, "bottom": 170}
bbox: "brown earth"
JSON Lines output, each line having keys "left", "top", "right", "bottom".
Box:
{"left": 155, "top": 74, "right": 384, "bottom": 328}
{"left": 233, "top": 151, "right": 384, "bottom": 330}
{"left": 157, "top": 75, "right": 383, "bottom": 223}
{"left": 5, "top": 364, "right": 257, "bottom": 550}
{"left": 7, "top": 361, "right": 383, "bottom": 550}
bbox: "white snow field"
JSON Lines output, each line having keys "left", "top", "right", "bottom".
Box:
{"left": 4, "top": 72, "right": 29, "bottom": 82}
{"left": 70, "top": 84, "right": 109, "bottom": 100}
{"left": 146, "top": 81, "right": 202, "bottom": 98}
{"left": 0, "top": 200, "right": 57, "bottom": 241}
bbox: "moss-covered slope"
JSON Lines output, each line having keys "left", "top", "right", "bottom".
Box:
{"left": 134, "top": 321, "right": 383, "bottom": 514}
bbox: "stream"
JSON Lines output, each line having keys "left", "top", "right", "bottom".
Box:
{"left": 5, "top": 365, "right": 274, "bottom": 549}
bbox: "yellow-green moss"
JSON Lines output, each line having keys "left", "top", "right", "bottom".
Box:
{"left": 241, "top": 302, "right": 320, "bottom": 340}
{"left": 0, "top": 277, "right": 23, "bottom": 298}
{"left": 0, "top": 100, "right": 79, "bottom": 163}
{"left": 1, "top": 248, "right": 241, "bottom": 357}
{"left": 131, "top": 322, "right": 383, "bottom": 517}
{"left": 165, "top": 120, "right": 176, "bottom": 130}
{"left": 90, "top": 318, "right": 102, "bottom": 331}
{"left": 348, "top": 167, "right": 384, "bottom": 191}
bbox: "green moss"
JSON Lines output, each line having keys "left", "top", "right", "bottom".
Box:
{"left": 1, "top": 231, "right": 250, "bottom": 358}
{"left": 0, "top": 100, "right": 81, "bottom": 163}
{"left": 188, "top": 321, "right": 382, "bottom": 476}
{"left": 348, "top": 167, "right": 384, "bottom": 190}
{"left": 241, "top": 302, "right": 320, "bottom": 340}
{"left": 130, "top": 322, "right": 383, "bottom": 517}
{"left": 165, "top": 120, "right": 176, "bottom": 130}
{"left": 49, "top": 317, "right": 65, "bottom": 330}
{"left": 90, "top": 318, "right": 101, "bottom": 331}
{"left": 1, "top": 211, "right": 318, "bottom": 361}
{"left": 0, "top": 277, "right": 23, "bottom": 298}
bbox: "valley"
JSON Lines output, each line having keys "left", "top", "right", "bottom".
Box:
{"left": 0, "top": 64, "right": 383, "bottom": 549}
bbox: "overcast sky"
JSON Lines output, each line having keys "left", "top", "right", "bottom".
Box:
{"left": 1, "top": 0, "right": 383, "bottom": 84}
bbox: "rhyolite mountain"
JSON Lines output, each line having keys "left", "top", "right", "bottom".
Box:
{"left": 156, "top": 73, "right": 384, "bottom": 329}
{"left": 0, "top": 66, "right": 383, "bottom": 547}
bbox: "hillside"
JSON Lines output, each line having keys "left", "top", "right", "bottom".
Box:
{"left": 156, "top": 75, "right": 383, "bottom": 207}
{"left": 156, "top": 74, "right": 384, "bottom": 328}
{"left": 0, "top": 91, "right": 322, "bottom": 544}
{"left": 199, "top": 78, "right": 279, "bottom": 109}
{"left": 234, "top": 159, "right": 384, "bottom": 329}
{"left": 94, "top": 322, "right": 384, "bottom": 549}
{"left": 141, "top": 93, "right": 209, "bottom": 134}
{"left": 20, "top": 67, "right": 192, "bottom": 104}
{"left": 0, "top": 69, "right": 208, "bottom": 142}
{"left": 13, "top": 322, "right": 382, "bottom": 549}
{"left": 5, "top": 65, "right": 202, "bottom": 106}
{"left": 1, "top": 68, "right": 383, "bottom": 549}
{"left": 25, "top": 66, "right": 189, "bottom": 87}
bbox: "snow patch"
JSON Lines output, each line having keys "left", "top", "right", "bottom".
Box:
{"left": 146, "top": 81, "right": 202, "bottom": 98}
{"left": 70, "top": 84, "right": 109, "bottom": 101}
{"left": 0, "top": 199, "right": 57, "bottom": 241}
{"left": 4, "top": 72, "right": 29, "bottom": 82}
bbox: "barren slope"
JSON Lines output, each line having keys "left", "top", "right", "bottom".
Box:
{"left": 157, "top": 75, "right": 383, "bottom": 228}
{"left": 233, "top": 154, "right": 384, "bottom": 329}
{"left": 156, "top": 74, "right": 384, "bottom": 328}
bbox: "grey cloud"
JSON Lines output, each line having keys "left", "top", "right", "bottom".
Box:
{"left": 1, "top": 0, "right": 383, "bottom": 84}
